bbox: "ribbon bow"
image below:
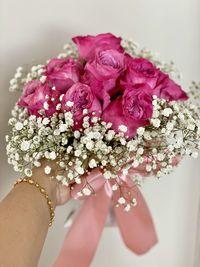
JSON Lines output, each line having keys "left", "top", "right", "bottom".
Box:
{"left": 52, "top": 168, "right": 158, "bottom": 267}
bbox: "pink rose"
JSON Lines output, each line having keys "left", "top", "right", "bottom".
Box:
{"left": 61, "top": 82, "right": 102, "bottom": 129}
{"left": 153, "top": 73, "right": 188, "bottom": 101}
{"left": 84, "top": 49, "right": 125, "bottom": 109}
{"left": 122, "top": 56, "right": 161, "bottom": 88}
{"left": 122, "top": 56, "right": 188, "bottom": 101}
{"left": 102, "top": 84, "right": 153, "bottom": 138}
{"left": 18, "top": 80, "right": 59, "bottom": 116}
{"left": 45, "top": 58, "right": 82, "bottom": 93}
{"left": 72, "top": 33, "right": 123, "bottom": 61}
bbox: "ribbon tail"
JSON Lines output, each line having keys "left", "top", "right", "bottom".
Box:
{"left": 52, "top": 186, "right": 110, "bottom": 267}
{"left": 114, "top": 187, "right": 158, "bottom": 255}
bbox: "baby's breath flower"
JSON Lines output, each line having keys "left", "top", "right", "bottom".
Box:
{"left": 82, "top": 188, "right": 91, "bottom": 196}
{"left": 21, "top": 140, "right": 30, "bottom": 151}
{"left": 124, "top": 204, "right": 131, "bottom": 212}
{"left": 112, "top": 184, "right": 118, "bottom": 191}
{"left": 104, "top": 171, "right": 112, "bottom": 179}
{"left": 15, "top": 122, "right": 23, "bottom": 130}
{"left": 74, "top": 149, "right": 81, "bottom": 157}
{"left": 118, "top": 125, "right": 127, "bottom": 133}
{"left": 74, "top": 130, "right": 80, "bottom": 139}
{"left": 66, "top": 101, "right": 74, "bottom": 107}
{"left": 146, "top": 165, "right": 152, "bottom": 172}
{"left": 59, "top": 124, "right": 68, "bottom": 132}
{"left": 42, "top": 118, "right": 50, "bottom": 125}
{"left": 75, "top": 177, "right": 81, "bottom": 184}
{"left": 118, "top": 197, "right": 126, "bottom": 204}
{"left": 151, "top": 118, "right": 161, "bottom": 128}
{"left": 137, "top": 127, "right": 145, "bottom": 136}
{"left": 40, "top": 75, "right": 46, "bottom": 83}
{"left": 43, "top": 102, "right": 49, "bottom": 110}
{"left": 89, "top": 159, "right": 97, "bottom": 168}
{"left": 54, "top": 129, "right": 60, "bottom": 136}
{"left": 137, "top": 147, "right": 144, "bottom": 155}
{"left": 59, "top": 94, "right": 64, "bottom": 101}
{"left": 44, "top": 165, "right": 51, "bottom": 174}
{"left": 62, "top": 178, "right": 69, "bottom": 186}
{"left": 166, "top": 122, "right": 174, "bottom": 131}
{"left": 56, "top": 103, "right": 62, "bottom": 111}
{"left": 131, "top": 198, "right": 137, "bottom": 206}
{"left": 33, "top": 160, "right": 41, "bottom": 167}
{"left": 162, "top": 108, "right": 173, "bottom": 117}
{"left": 86, "top": 141, "right": 94, "bottom": 150}
{"left": 132, "top": 159, "right": 139, "bottom": 168}
{"left": 76, "top": 167, "right": 84, "bottom": 175}
{"left": 24, "top": 168, "right": 32, "bottom": 177}
{"left": 49, "top": 151, "right": 56, "bottom": 160}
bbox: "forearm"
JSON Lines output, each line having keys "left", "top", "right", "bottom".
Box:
{"left": 0, "top": 166, "right": 57, "bottom": 267}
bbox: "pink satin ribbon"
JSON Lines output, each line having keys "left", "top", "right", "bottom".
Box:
{"left": 52, "top": 167, "right": 158, "bottom": 267}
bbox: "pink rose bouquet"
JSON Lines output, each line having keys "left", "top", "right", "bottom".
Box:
{"left": 6, "top": 33, "right": 200, "bottom": 267}
{"left": 7, "top": 32, "right": 200, "bottom": 203}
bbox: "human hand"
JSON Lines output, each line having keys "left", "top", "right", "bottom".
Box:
{"left": 31, "top": 159, "right": 71, "bottom": 208}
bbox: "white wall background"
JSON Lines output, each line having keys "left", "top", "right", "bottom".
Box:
{"left": 0, "top": 0, "right": 200, "bottom": 267}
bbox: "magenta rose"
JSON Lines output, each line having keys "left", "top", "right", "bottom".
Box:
{"left": 102, "top": 84, "right": 153, "bottom": 138}
{"left": 61, "top": 82, "right": 102, "bottom": 129}
{"left": 18, "top": 80, "right": 60, "bottom": 117}
{"left": 122, "top": 56, "right": 188, "bottom": 101}
{"left": 122, "top": 56, "right": 161, "bottom": 88}
{"left": 45, "top": 58, "right": 82, "bottom": 93}
{"left": 153, "top": 73, "right": 188, "bottom": 101}
{"left": 84, "top": 49, "right": 125, "bottom": 109}
{"left": 72, "top": 33, "right": 123, "bottom": 61}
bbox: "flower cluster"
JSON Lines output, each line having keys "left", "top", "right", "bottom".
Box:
{"left": 6, "top": 33, "right": 200, "bottom": 210}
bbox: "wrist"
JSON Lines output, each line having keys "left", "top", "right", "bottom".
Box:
{"left": 31, "top": 161, "right": 58, "bottom": 208}
{"left": 28, "top": 159, "right": 70, "bottom": 207}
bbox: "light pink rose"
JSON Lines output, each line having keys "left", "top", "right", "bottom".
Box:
{"left": 45, "top": 58, "right": 82, "bottom": 93}
{"left": 61, "top": 82, "right": 102, "bottom": 129}
{"left": 18, "top": 80, "right": 59, "bottom": 116}
{"left": 72, "top": 33, "right": 123, "bottom": 61}
{"left": 122, "top": 56, "right": 188, "bottom": 101}
{"left": 84, "top": 49, "right": 125, "bottom": 109}
{"left": 102, "top": 84, "right": 153, "bottom": 138}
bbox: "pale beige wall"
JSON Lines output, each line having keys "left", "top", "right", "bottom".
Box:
{"left": 0, "top": 0, "right": 200, "bottom": 266}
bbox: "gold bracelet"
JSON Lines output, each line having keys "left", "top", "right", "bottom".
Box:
{"left": 13, "top": 178, "right": 55, "bottom": 227}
